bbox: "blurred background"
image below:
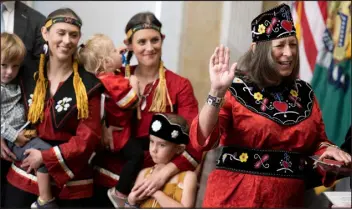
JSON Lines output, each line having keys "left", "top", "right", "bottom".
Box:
{"left": 22, "top": 1, "right": 352, "bottom": 208}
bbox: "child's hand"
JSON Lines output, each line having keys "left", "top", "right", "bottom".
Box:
{"left": 14, "top": 130, "right": 30, "bottom": 147}
{"left": 129, "top": 75, "right": 140, "bottom": 95}
{"left": 128, "top": 189, "right": 147, "bottom": 206}
{"left": 115, "top": 46, "right": 127, "bottom": 69}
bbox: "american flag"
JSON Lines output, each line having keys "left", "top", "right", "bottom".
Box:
{"left": 291, "top": 1, "right": 328, "bottom": 83}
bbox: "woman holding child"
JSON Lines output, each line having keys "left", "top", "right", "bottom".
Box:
{"left": 91, "top": 11, "right": 202, "bottom": 208}
{"left": 2, "top": 8, "right": 102, "bottom": 208}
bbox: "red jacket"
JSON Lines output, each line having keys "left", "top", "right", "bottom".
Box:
{"left": 8, "top": 65, "right": 102, "bottom": 199}
{"left": 93, "top": 66, "right": 202, "bottom": 188}
{"left": 98, "top": 71, "right": 138, "bottom": 152}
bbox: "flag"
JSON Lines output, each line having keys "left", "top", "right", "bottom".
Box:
{"left": 311, "top": 1, "right": 351, "bottom": 147}
{"left": 292, "top": 1, "right": 328, "bottom": 83}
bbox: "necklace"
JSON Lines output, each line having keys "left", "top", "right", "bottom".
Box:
{"left": 139, "top": 80, "right": 157, "bottom": 111}
{"left": 135, "top": 66, "right": 159, "bottom": 111}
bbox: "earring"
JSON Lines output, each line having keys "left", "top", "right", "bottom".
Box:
{"left": 43, "top": 42, "right": 49, "bottom": 55}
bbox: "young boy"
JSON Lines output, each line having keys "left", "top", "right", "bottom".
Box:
{"left": 127, "top": 113, "right": 198, "bottom": 208}
{"left": 1, "top": 32, "right": 57, "bottom": 208}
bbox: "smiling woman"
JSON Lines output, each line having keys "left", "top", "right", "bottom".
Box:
{"left": 91, "top": 11, "right": 201, "bottom": 209}
{"left": 189, "top": 3, "right": 351, "bottom": 208}
{"left": 3, "top": 8, "right": 103, "bottom": 209}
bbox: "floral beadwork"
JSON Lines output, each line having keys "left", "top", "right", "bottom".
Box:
{"left": 239, "top": 153, "right": 249, "bottom": 162}
{"left": 218, "top": 152, "right": 249, "bottom": 164}
{"left": 253, "top": 92, "right": 263, "bottom": 101}
{"left": 276, "top": 153, "right": 293, "bottom": 173}
{"left": 229, "top": 77, "right": 313, "bottom": 125}
{"left": 258, "top": 24, "right": 266, "bottom": 34}
{"left": 152, "top": 120, "right": 162, "bottom": 132}
{"left": 290, "top": 89, "right": 298, "bottom": 97}
{"left": 171, "top": 130, "right": 179, "bottom": 138}
{"left": 28, "top": 94, "right": 33, "bottom": 107}
{"left": 55, "top": 97, "right": 72, "bottom": 112}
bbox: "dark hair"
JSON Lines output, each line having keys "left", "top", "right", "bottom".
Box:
{"left": 236, "top": 37, "right": 300, "bottom": 88}
{"left": 124, "top": 12, "right": 162, "bottom": 65}
{"left": 162, "top": 113, "right": 190, "bottom": 135}
{"left": 46, "top": 8, "right": 82, "bottom": 31}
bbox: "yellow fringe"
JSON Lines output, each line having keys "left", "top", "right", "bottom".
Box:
{"left": 28, "top": 55, "right": 89, "bottom": 123}
{"left": 27, "top": 53, "right": 47, "bottom": 123}
{"left": 149, "top": 61, "right": 173, "bottom": 113}
{"left": 125, "top": 64, "right": 131, "bottom": 78}
{"left": 73, "top": 60, "right": 89, "bottom": 120}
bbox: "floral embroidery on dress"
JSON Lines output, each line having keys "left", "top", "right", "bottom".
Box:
{"left": 218, "top": 152, "right": 249, "bottom": 164}
{"left": 233, "top": 77, "right": 244, "bottom": 83}
{"left": 229, "top": 77, "right": 314, "bottom": 125}
{"left": 254, "top": 154, "right": 270, "bottom": 169}
{"left": 290, "top": 89, "right": 298, "bottom": 97}
{"left": 55, "top": 97, "right": 72, "bottom": 112}
{"left": 239, "top": 153, "right": 249, "bottom": 162}
{"left": 253, "top": 92, "right": 263, "bottom": 101}
{"left": 276, "top": 153, "right": 293, "bottom": 173}
{"left": 28, "top": 94, "right": 33, "bottom": 107}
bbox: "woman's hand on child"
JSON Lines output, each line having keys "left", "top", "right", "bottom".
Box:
{"left": 131, "top": 166, "right": 168, "bottom": 197}
{"left": 21, "top": 148, "right": 43, "bottom": 173}
{"left": 14, "top": 130, "right": 30, "bottom": 147}
{"left": 0, "top": 138, "right": 16, "bottom": 161}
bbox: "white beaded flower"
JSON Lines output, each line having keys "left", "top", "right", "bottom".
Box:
{"left": 28, "top": 94, "right": 33, "bottom": 107}
{"left": 152, "top": 120, "right": 162, "bottom": 132}
{"left": 171, "top": 130, "right": 179, "bottom": 138}
{"left": 55, "top": 97, "right": 72, "bottom": 112}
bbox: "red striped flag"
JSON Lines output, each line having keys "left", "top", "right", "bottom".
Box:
{"left": 291, "top": 1, "right": 328, "bottom": 83}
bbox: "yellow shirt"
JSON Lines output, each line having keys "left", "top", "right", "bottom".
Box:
{"left": 139, "top": 167, "right": 187, "bottom": 208}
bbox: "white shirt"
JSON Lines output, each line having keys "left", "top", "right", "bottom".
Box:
{"left": 2, "top": 1, "right": 15, "bottom": 33}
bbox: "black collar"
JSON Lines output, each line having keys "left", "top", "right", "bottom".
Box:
{"left": 229, "top": 76, "right": 314, "bottom": 125}
{"left": 20, "top": 63, "right": 102, "bottom": 130}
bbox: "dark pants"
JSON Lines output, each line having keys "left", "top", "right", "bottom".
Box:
{"left": 3, "top": 182, "right": 94, "bottom": 208}
{"left": 91, "top": 185, "right": 114, "bottom": 209}
{"left": 115, "top": 138, "right": 144, "bottom": 195}
{"left": 7, "top": 137, "right": 51, "bottom": 173}
{"left": 1, "top": 160, "right": 11, "bottom": 208}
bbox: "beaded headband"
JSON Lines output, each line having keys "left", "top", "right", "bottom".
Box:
{"left": 44, "top": 16, "right": 82, "bottom": 29}
{"left": 126, "top": 23, "right": 162, "bottom": 39}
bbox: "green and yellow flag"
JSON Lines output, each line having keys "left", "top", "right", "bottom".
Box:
{"left": 311, "top": 1, "right": 351, "bottom": 147}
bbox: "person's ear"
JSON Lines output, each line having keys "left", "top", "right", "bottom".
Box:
{"left": 102, "top": 57, "right": 113, "bottom": 70}
{"left": 41, "top": 26, "right": 49, "bottom": 42}
{"left": 176, "top": 144, "right": 186, "bottom": 155}
{"left": 251, "top": 42, "right": 256, "bottom": 53}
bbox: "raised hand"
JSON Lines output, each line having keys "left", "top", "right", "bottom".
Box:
{"left": 209, "top": 45, "right": 237, "bottom": 96}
